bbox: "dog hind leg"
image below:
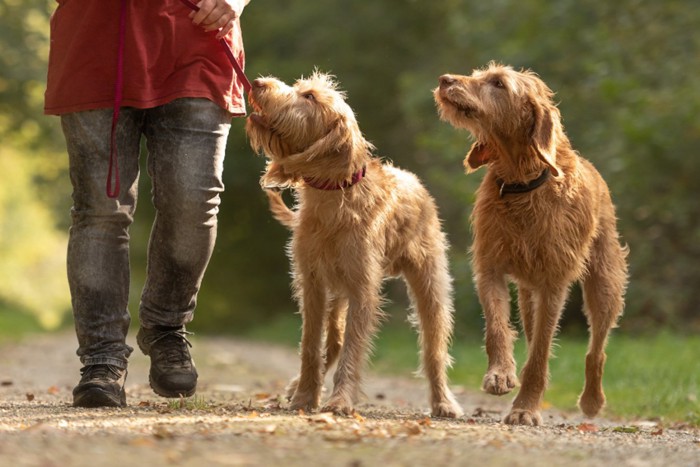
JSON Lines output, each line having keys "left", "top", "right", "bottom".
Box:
{"left": 324, "top": 294, "right": 347, "bottom": 370}
{"left": 578, "top": 223, "right": 628, "bottom": 417}
{"left": 518, "top": 285, "right": 537, "bottom": 347}
{"left": 403, "top": 257, "right": 463, "bottom": 418}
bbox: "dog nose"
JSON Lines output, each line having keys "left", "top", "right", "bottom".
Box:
{"left": 439, "top": 74, "right": 456, "bottom": 88}
{"left": 252, "top": 78, "right": 267, "bottom": 89}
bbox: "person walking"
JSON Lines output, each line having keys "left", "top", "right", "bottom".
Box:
{"left": 44, "top": 0, "right": 252, "bottom": 407}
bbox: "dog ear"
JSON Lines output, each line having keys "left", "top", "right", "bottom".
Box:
{"left": 530, "top": 100, "right": 562, "bottom": 177}
{"left": 464, "top": 141, "right": 493, "bottom": 173}
{"left": 280, "top": 118, "right": 358, "bottom": 174}
{"left": 301, "top": 118, "right": 353, "bottom": 161}
{"left": 260, "top": 161, "right": 299, "bottom": 189}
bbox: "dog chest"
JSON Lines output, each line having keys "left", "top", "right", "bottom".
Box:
{"left": 472, "top": 188, "right": 597, "bottom": 283}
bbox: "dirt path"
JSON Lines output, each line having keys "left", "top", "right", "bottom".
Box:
{"left": 0, "top": 332, "right": 698, "bottom": 466}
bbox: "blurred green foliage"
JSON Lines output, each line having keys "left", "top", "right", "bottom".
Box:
{"left": 1, "top": 0, "right": 699, "bottom": 334}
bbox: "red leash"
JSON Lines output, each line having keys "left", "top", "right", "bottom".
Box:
{"left": 177, "top": 0, "right": 252, "bottom": 92}
{"left": 107, "top": 0, "right": 251, "bottom": 198}
{"left": 107, "top": 0, "right": 128, "bottom": 198}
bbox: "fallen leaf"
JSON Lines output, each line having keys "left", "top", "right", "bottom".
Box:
{"left": 138, "top": 401, "right": 151, "bottom": 407}
{"left": 418, "top": 417, "right": 432, "bottom": 427}
{"left": 370, "top": 427, "right": 391, "bottom": 439}
{"left": 26, "top": 393, "right": 35, "bottom": 402}
{"left": 402, "top": 421, "right": 423, "bottom": 436}
{"left": 651, "top": 428, "right": 663, "bottom": 436}
{"left": 130, "top": 437, "right": 156, "bottom": 447}
{"left": 487, "top": 439, "right": 505, "bottom": 448}
{"left": 577, "top": 423, "right": 598, "bottom": 433}
{"left": 323, "top": 432, "right": 362, "bottom": 443}
{"left": 47, "top": 386, "right": 60, "bottom": 395}
{"left": 260, "top": 424, "right": 277, "bottom": 434}
{"left": 246, "top": 411, "right": 260, "bottom": 419}
{"left": 264, "top": 401, "right": 282, "bottom": 410}
{"left": 309, "top": 412, "right": 337, "bottom": 425}
{"left": 352, "top": 412, "right": 365, "bottom": 423}
{"left": 254, "top": 392, "right": 272, "bottom": 400}
{"left": 153, "top": 425, "right": 175, "bottom": 440}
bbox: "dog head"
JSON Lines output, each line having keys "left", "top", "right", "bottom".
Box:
{"left": 246, "top": 71, "right": 372, "bottom": 189}
{"left": 434, "top": 62, "right": 564, "bottom": 178}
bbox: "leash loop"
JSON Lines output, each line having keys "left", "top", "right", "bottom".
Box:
{"left": 178, "top": 0, "right": 252, "bottom": 91}
{"left": 107, "top": 0, "right": 251, "bottom": 199}
{"left": 107, "top": 0, "right": 127, "bottom": 199}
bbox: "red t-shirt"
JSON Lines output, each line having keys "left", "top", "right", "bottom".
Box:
{"left": 44, "top": 0, "right": 246, "bottom": 116}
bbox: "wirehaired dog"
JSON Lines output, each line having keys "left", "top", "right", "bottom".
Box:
{"left": 246, "top": 72, "right": 462, "bottom": 418}
{"left": 434, "top": 63, "right": 628, "bottom": 425}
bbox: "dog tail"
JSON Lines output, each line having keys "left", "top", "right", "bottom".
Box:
{"left": 265, "top": 190, "right": 296, "bottom": 230}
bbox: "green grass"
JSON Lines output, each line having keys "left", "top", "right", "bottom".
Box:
{"left": 166, "top": 395, "right": 213, "bottom": 411}
{"left": 247, "top": 314, "right": 700, "bottom": 425}
{"left": 0, "top": 307, "right": 45, "bottom": 343}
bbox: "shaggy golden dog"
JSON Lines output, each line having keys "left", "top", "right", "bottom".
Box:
{"left": 434, "top": 63, "right": 628, "bottom": 425}
{"left": 246, "top": 72, "right": 463, "bottom": 418}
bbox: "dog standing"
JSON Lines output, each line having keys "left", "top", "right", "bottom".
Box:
{"left": 246, "top": 72, "right": 463, "bottom": 418}
{"left": 435, "top": 63, "right": 628, "bottom": 425}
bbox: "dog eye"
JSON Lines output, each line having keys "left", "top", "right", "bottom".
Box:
{"left": 491, "top": 79, "right": 505, "bottom": 89}
{"left": 302, "top": 92, "right": 316, "bottom": 101}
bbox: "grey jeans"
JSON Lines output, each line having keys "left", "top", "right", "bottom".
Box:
{"left": 61, "top": 98, "right": 232, "bottom": 369}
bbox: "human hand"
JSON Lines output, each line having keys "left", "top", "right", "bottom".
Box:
{"left": 189, "top": 0, "right": 249, "bottom": 39}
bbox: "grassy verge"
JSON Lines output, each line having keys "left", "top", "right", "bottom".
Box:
{"left": 0, "top": 308, "right": 46, "bottom": 343}
{"left": 246, "top": 314, "right": 700, "bottom": 426}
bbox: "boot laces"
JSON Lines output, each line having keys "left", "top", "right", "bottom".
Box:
{"left": 149, "top": 329, "right": 194, "bottom": 366}
{"left": 80, "top": 364, "right": 123, "bottom": 382}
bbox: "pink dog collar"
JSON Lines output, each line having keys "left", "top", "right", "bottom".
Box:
{"left": 304, "top": 166, "right": 367, "bottom": 191}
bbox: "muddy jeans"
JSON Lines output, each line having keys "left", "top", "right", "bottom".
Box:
{"left": 61, "top": 98, "right": 232, "bottom": 369}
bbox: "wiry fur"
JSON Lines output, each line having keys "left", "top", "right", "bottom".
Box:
{"left": 434, "top": 63, "right": 628, "bottom": 426}
{"left": 246, "top": 72, "right": 463, "bottom": 418}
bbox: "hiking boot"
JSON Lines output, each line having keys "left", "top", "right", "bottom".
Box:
{"left": 136, "top": 326, "right": 198, "bottom": 398}
{"left": 73, "top": 364, "right": 127, "bottom": 408}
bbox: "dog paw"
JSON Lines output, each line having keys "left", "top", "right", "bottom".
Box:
{"left": 503, "top": 408, "right": 542, "bottom": 426}
{"left": 578, "top": 388, "right": 606, "bottom": 418}
{"left": 321, "top": 398, "right": 355, "bottom": 416}
{"left": 431, "top": 400, "right": 464, "bottom": 419}
{"left": 482, "top": 368, "right": 519, "bottom": 395}
{"left": 289, "top": 391, "right": 320, "bottom": 413}
{"left": 285, "top": 376, "right": 300, "bottom": 401}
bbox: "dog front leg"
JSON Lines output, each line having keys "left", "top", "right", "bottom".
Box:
{"left": 322, "top": 291, "right": 381, "bottom": 415}
{"left": 285, "top": 294, "right": 347, "bottom": 401}
{"left": 505, "top": 286, "right": 568, "bottom": 426}
{"left": 478, "top": 272, "right": 519, "bottom": 396}
{"left": 289, "top": 279, "right": 327, "bottom": 412}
